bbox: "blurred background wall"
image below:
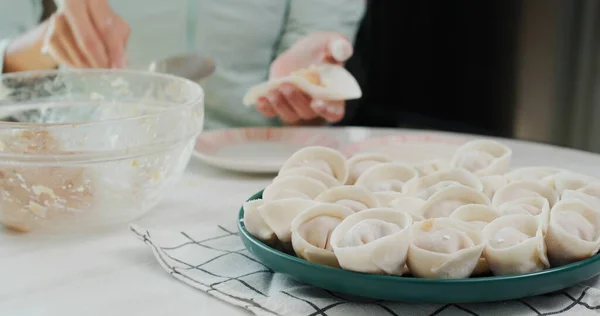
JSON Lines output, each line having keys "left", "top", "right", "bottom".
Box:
{"left": 342, "top": 0, "right": 600, "bottom": 153}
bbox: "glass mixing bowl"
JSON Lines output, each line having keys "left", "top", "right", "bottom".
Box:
{"left": 0, "top": 69, "right": 204, "bottom": 233}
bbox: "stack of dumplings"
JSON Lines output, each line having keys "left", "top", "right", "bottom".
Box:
{"left": 243, "top": 139, "right": 600, "bottom": 279}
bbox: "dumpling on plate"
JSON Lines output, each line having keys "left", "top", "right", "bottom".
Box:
{"left": 416, "top": 168, "right": 483, "bottom": 200}
{"left": 243, "top": 199, "right": 276, "bottom": 245}
{"left": 479, "top": 175, "right": 509, "bottom": 198}
{"left": 354, "top": 162, "right": 420, "bottom": 195}
{"left": 504, "top": 166, "right": 564, "bottom": 183}
{"left": 315, "top": 185, "right": 379, "bottom": 212}
{"left": 413, "top": 159, "right": 451, "bottom": 177}
{"left": 421, "top": 185, "right": 490, "bottom": 219}
{"left": 491, "top": 180, "right": 558, "bottom": 208}
{"left": 542, "top": 171, "right": 600, "bottom": 195}
{"left": 330, "top": 208, "right": 412, "bottom": 275}
{"left": 372, "top": 191, "right": 406, "bottom": 208}
{"left": 257, "top": 198, "right": 319, "bottom": 244}
{"left": 408, "top": 218, "right": 485, "bottom": 279}
{"left": 482, "top": 214, "right": 549, "bottom": 276}
{"left": 448, "top": 204, "right": 501, "bottom": 275}
{"left": 545, "top": 199, "right": 600, "bottom": 267}
{"left": 562, "top": 183, "right": 600, "bottom": 210}
{"left": 390, "top": 196, "right": 426, "bottom": 221}
{"left": 346, "top": 152, "right": 392, "bottom": 185}
{"left": 279, "top": 146, "right": 349, "bottom": 184}
{"left": 449, "top": 204, "right": 501, "bottom": 232}
{"left": 290, "top": 203, "right": 354, "bottom": 268}
{"left": 262, "top": 175, "right": 328, "bottom": 201}
{"left": 497, "top": 196, "right": 550, "bottom": 233}
{"left": 451, "top": 139, "right": 512, "bottom": 176}
{"left": 274, "top": 166, "right": 340, "bottom": 188}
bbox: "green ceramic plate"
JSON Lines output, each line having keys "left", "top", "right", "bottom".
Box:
{"left": 238, "top": 190, "right": 600, "bottom": 303}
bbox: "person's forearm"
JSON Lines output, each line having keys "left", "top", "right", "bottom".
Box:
{"left": 3, "top": 21, "right": 58, "bottom": 73}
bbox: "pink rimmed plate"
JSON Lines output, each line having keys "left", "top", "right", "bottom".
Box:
{"left": 193, "top": 127, "right": 340, "bottom": 173}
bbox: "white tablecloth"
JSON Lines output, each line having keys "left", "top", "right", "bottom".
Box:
{"left": 3, "top": 127, "right": 600, "bottom": 315}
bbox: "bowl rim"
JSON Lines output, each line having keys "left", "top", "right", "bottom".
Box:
{"left": 239, "top": 189, "right": 600, "bottom": 285}
{"left": 0, "top": 68, "right": 205, "bottom": 128}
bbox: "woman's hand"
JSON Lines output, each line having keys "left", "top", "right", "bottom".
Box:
{"left": 256, "top": 32, "right": 354, "bottom": 124}
{"left": 43, "top": 0, "right": 130, "bottom": 69}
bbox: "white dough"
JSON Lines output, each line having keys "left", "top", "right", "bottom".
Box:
{"left": 330, "top": 208, "right": 412, "bottom": 275}
{"left": 315, "top": 185, "right": 379, "bottom": 213}
{"left": 451, "top": 139, "right": 512, "bottom": 176}
{"left": 279, "top": 146, "right": 349, "bottom": 184}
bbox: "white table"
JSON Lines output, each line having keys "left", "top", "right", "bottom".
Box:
{"left": 2, "top": 128, "right": 600, "bottom": 316}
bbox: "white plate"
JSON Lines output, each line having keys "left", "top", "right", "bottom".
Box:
{"left": 193, "top": 127, "right": 340, "bottom": 173}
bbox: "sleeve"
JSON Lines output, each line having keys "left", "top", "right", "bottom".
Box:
{"left": 0, "top": 0, "right": 44, "bottom": 73}
{"left": 274, "top": 0, "right": 367, "bottom": 56}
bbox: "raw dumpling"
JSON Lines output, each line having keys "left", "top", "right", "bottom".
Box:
{"left": 413, "top": 159, "right": 451, "bottom": 177}
{"left": 258, "top": 198, "right": 319, "bottom": 243}
{"left": 451, "top": 139, "right": 512, "bottom": 176}
{"left": 243, "top": 64, "right": 362, "bottom": 106}
{"left": 491, "top": 180, "right": 558, "bottom": 208}
{"left": 562, "top": 183, "right": 600, "bottom": 210}
{"left": 315, "top": 185, "right": 379, "bottom": 212}
{"left": 373, "top": 191, "right": 406, "bottom": 207}
{"left": 542, "top": 171, "right": 600, "bottom": 195}
{"left": 390, "top": 196, "right": 426, "bottom": 221}
{"left": 545, "top": 199, "right": 600, "bottom": 266}
{"left": 421, "top": 186, "right": 490, "bottom": 219}
{"left": 482, "top": 214, "right": 549, "bottom": 275}
{"left": 262, "top": 175, "right": 328, "bottom": 201}
{"left": 354, "top": 162, "right": 419, "bottom": 195}
{"left": 505, "top": 167, "right": 564, "bottom": 183}
{"left": 279, "top": 146, "right": 349, "bottom": 184}
{"left": 480, "top": 175, "right": 508, "bottom": 198}
{"left": 449, "top": 204, "right": 501, "bottom": 231}
{"left": 416, "top": 168, "right": 483, "bottom": 200}
{"left": 330, "top": 208, "right": 412, "bottom": 275}
{"left": 274, "top": 167, "right": 340, "bottom": 188}
{"left": 497, "top": 196, "right": 550, "bottom": 232}
{"left": 290, "top": 203, "right": 354, "bottom": 268}
{"left": 448, "top": 204, "right": 501, "bottom": 275}
{"left": 346, "top": 153, "right": 392, "bottom": 185}
{"left": 243, "top": 199, "right": 276, "bottom": 244}
{"left": 408, "top": 218, "right": 485, "bottom": 279}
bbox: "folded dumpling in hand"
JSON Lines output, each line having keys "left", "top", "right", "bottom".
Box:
{"left": 243, "top": 64, "right": 362, "bottom": 106}
{"left": 542, "top": 171, "right": 600, "bottom": 195}
{"left": 262, "top": 175, "right": 328, "bottom": 201}
{"left": 274, "top": 166, "right": 341, "bottom": 188}
{"left": 562, "top": 183, "right": 600, "bottom": 210}
{"left": 480, "top": 175, "right": 509, "bottom": 198}
{"left": 354, "top": 162, "right": 420, "bottom": 195}
{"left": 545, "top": 199, "right": 600, "bottom": 266}
{"left": 279, "top": 146, "right": 349, "bottom": 184}
{"left": 482, "top": 214, "right": 549, "bottom": 276}
{"left": 492, "top": 180, "right": 558, "bottom": 208}
{"left": 315, "top": 185, "right": 379, "bottom": 212}
{"left": 416, "top": 168, "right": 483, "bottom": 200}
{"left": 408, "top": 218, "right": 485, "bottom": 279}
{"left": 505, "top": 166, "right": 564, "bottom": 183}
{"left": 330, "top": 208, "right": 413, "bottom": 275}
{"left": 451, "top": 139, "right": 512, "bottom": 176}
{"left": 346, "top": 153, "right": 392, "bottom": 185}
{"left": 290, "top": 203, "right": 354, "bottom": 268}
{"left": 390, "top": 196, "right": 426, "bottom": 221}
{"left": 421, "top": 185, "right": 490, "bottom": 219}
